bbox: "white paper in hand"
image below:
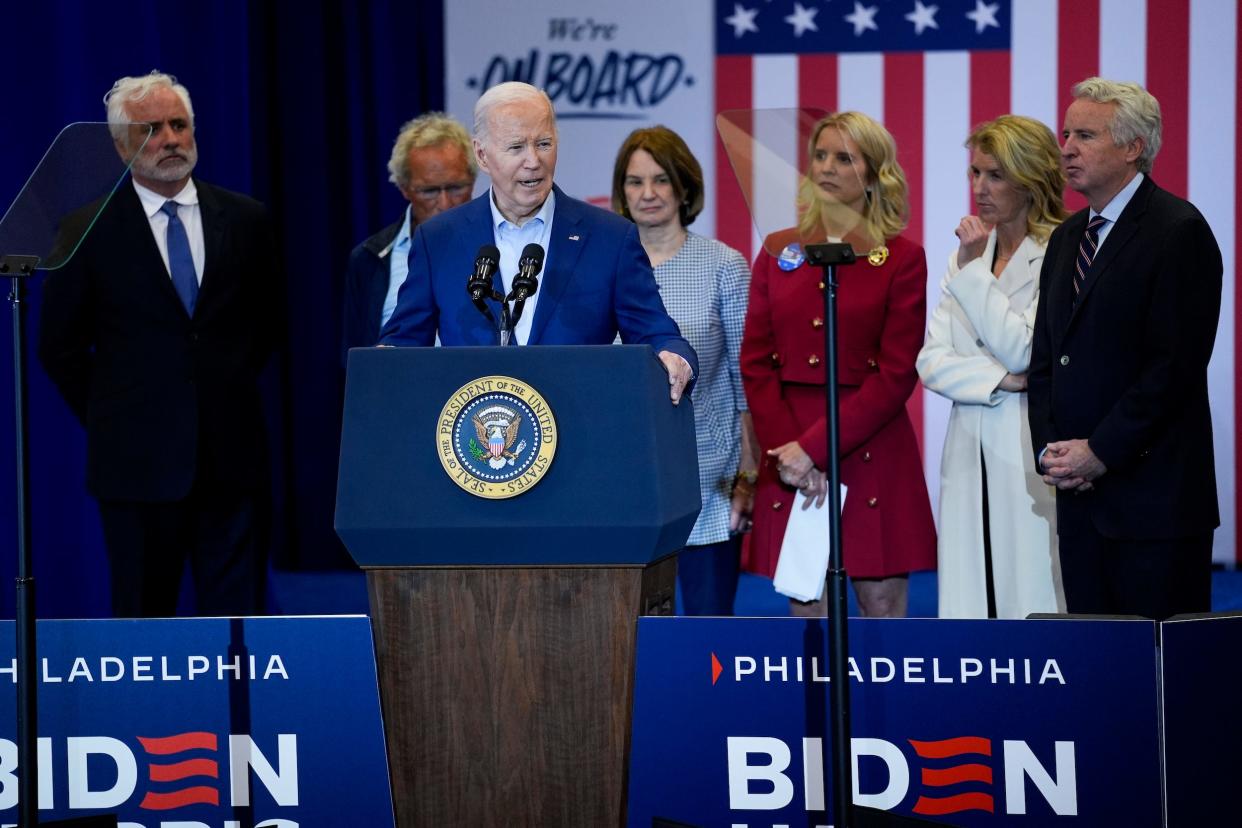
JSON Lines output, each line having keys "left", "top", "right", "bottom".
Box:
{"left": 772, "top": 486, "right": 847, "bottom": 603}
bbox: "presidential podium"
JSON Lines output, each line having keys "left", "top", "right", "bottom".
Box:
{"left": 335, "top": 345, "right": 700, "bottom": 827}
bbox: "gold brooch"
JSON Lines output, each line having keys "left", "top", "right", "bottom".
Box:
{"left": 867, "top": 245, "right": 889, "bottom": 266}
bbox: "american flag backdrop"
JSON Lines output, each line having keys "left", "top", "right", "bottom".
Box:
{"left": 712, "top": 0, "right": 1240, "bottom": 563}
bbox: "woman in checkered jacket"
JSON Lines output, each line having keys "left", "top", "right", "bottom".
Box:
{"left": 612, "top": 125, "right": 758, "bottom": 616}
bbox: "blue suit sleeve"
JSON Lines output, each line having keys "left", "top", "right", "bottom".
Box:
{"left": 613, "top": 223, "right": 699, "bottom": 378}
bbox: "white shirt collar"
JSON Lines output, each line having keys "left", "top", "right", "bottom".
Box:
{"left": 1092, "top": 172, "right": 1144, "bottom": 224}
{"left": 132, "top": 178, "right": 198, "bottom": 218}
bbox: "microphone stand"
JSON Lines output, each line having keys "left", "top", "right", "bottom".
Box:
{"left": 467, "top": 275, "right": 511, "bottom": 346}
{"left": 804, "top": 242, "right": 855, "bottom": 828}
{"left": 506, "top": 253, "right": 541, "bottom": 341}
{"left": 498, "top": 304, "right": 513, "bottom": 347}
{"left": 507, "top": 283, "right": 537, "bottom": 333}
{"left": 507, "top": 300, "right": 525, "bottom": 336}
{"left": 468, "top": 249, "right": 540, "bottom": 345}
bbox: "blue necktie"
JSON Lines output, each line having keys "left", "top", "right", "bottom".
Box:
{"left": 161, "top": 200, "right": 198, "bottom": 315}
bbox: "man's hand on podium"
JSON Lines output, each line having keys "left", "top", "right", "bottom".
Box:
{"left": 659, "top": 350, "right": 693, "bottom": 405}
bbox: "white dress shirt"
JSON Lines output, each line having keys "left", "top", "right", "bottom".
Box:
{"left": 132, "top": 178, "right": 205, "bottom": 284}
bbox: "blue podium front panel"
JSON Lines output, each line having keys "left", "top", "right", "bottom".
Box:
{"left": 337, "top": 345, "right": 700, "bottom": 566}
{"left": 629, "top": 617, "right": 1161, "bottom": 827}
{"left": 0, "top": 616, "right": 393, "bottom": 826}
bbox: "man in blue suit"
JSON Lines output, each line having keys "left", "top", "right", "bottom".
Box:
{"left": 379, "top": 82, "right": 696, "bottom": 403}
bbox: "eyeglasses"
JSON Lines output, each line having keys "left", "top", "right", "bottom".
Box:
{"left": 412, "top": 182, "right": 473, "bottom": 202}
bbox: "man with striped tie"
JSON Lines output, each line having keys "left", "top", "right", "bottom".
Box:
{"left": 38, "top": 71, "right": 281, "bottom": 618}
{"left": 1028, "top": 77, "right": 1223, "bottom": 619}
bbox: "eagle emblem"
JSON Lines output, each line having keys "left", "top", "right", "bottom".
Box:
{"left": 470, "top": 404, "right": 528, "bottom": 469}
{"left": 437, "top": 376, "right": 557, "bottom": 499}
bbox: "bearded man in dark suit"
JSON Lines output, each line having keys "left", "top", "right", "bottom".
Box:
{"left": 1028, "top": 77, "right": 1222, "bottom": 619}
{"left": 39, "top": 71, "right": 280, "bottom": 617}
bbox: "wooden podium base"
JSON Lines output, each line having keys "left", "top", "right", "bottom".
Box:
{"left": 367, "top": 557, "right": 676, "bottom": 827}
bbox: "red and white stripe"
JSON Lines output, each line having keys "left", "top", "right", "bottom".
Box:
{"left": 714, "top": 0, "right": 1239, "bottom": 562}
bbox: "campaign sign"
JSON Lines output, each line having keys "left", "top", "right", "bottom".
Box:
{"left": 0, "top": 616, "right": 393, "bottom": 827}
{"left": 1161, "top": 612, "right": 1242, "bottom": 827}
{"left": 445, "top": 0, "right": 718, "bottom": 232}
{"left": 628, "top": 618, "right": 1162, "bottom": 827}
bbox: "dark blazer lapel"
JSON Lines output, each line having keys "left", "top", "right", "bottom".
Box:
{"left": 1050, "top": 210, "right": 1087, "bottom": 346}
{"left": 460, "top": 192, "right": 503, "bottom": 314}
{"left": 366, "top": 217, "right": 404, "bottom": 328}
{"left": 459, "top": 191, "right": 494, "bottom": 257}
{"left": 194, "top": 179, "right": 227, "bottom": 316}
{"left": 528, "top": 186, "right": 587, "bottom": 345}
{"left": 116, "top": 183, "right": 188, "bottom": 315}
{"left": 1067, "top": 176, "right": 1152, "bottom": 329}
{"left": 366, "top": 217, "right": 404, "bottom": 259}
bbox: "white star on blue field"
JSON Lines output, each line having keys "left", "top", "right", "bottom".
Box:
{"left": 716, "top": 0, "right": 1010, "bottom": 54}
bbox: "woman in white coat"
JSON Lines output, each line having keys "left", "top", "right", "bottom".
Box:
{"left": 917, "top": 115, "right": 1068, "bottom": 619}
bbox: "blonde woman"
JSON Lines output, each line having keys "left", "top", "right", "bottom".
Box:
{"left": 917, "top": 115, "right": 1068, "bottom": 619}
{"left": 741, "top": 112, "right": 936, "bottom": 618}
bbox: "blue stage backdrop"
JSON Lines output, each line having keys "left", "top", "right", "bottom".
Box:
{"left": 0, "top": 1, "right": 443, "bottom": 617}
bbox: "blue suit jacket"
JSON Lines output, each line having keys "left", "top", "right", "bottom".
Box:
{"left": 378, "top": 186, "right": 697, "bottom": 373}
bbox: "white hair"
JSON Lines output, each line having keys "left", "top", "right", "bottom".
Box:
{"left": 472, "top": 82, "right": 555, "bottom": 143}
{"left": 1072, "top": 77, "right": 1162, "bottom": 174}
{"left": 104, "top": 71, "right": 195, "bottom": 142}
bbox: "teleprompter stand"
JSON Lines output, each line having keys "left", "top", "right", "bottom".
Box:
{"left": 0, "top": 122, "right": 148, "bottom": 826}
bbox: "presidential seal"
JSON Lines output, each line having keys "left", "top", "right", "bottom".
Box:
{"left": 436, "top": 375, "right": 557, "bottom": 499}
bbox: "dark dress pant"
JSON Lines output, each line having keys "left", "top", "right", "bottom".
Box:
{"left": 98, "top": 483, "right": 266, "bottom": 618}
{"left": 677, "top": 537, "right": 742, "bottom": 616}
{"left": 1057, "top": 522, "right": 1212, "bottom": 620}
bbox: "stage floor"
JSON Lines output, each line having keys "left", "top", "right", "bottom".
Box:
{"left": 269, "top": 566, "right": 1242, "bottom": 618}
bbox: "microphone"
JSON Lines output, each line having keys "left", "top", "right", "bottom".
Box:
{"left": 508, "top": 243, "right": 544, "bottom": 304}
{"left": 466, "top": 244, "right": 501, "bottom": 303}
{"left": 507, "top": 243, "right": 544, "bottom": 331}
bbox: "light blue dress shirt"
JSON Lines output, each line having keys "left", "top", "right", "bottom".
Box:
{"left": 488, "top": 189, "right": 555, "bottom": 345}
{"left": 379, "top": 206, "right": 413, "bottom": 329}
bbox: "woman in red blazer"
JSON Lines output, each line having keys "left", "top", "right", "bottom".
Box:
{"left": 740, "top": 111, "right": 936, "bottom": 617}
